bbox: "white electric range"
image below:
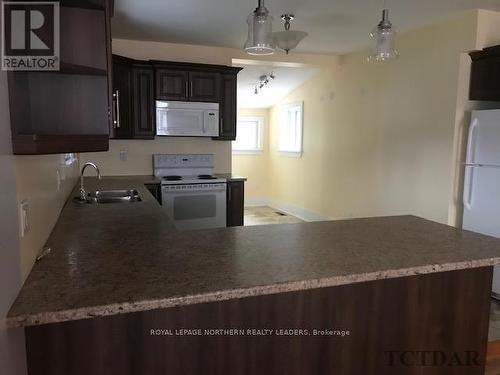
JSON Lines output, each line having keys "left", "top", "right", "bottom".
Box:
{"left": 153, "top": 154, "right": 226, "bottom": 230}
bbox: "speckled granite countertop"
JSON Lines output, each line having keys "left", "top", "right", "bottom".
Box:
{"left": 7, "top": 176, "right": 500, "bottom": 327}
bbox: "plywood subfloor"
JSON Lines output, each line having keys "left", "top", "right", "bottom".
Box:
{"left": 244, "top": 206, "right": 304, "bottom": 226}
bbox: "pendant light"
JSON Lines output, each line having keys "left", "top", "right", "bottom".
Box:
{"left": 244, "top": 0, "right": 275, "bottom": 56}
{"left": 273, "top": 14, "right": 308, "bottom": 55}
{"left": 368, "top": 7, "right": 398, "bottom": 63}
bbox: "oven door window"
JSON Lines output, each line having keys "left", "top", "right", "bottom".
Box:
{"left": 173, "top": 195, "right": 217, "bottom": 220}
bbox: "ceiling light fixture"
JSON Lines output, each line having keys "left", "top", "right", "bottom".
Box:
{"left": 244, "top": 0, "right": 275, "bottom": 56}
{"left": 254, "top": 73, "right": 275, "bottom": 94}
{"left": 273, "top": 14, "right": 308, "bottom": 55}
{"left": 368, "top": 6, "right": 398, "bottom": 63}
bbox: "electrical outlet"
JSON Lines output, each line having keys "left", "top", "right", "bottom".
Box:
{"left": 19, "top": 200, "right": 29, "bottom": 237}
{"left": 119, "top": 150, "right": 127, "bottom": 161}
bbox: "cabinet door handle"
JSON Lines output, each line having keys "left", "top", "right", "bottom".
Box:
{"left": 185, "top": 81, "right": 189, "bottom": 97}
{"left": 190, "top": 81, "right": 193, "bottom": 96}
{"left": 228, "top": 186, "right": 232, "bottom": 202}
{"left": 113, "top": 90, "right": 121, "bottom": 128}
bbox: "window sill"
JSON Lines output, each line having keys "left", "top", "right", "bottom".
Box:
{"left": 279, "top": 151, "right": 302, "bottom": 158}
{"left": 232, "top": 150, "right": 263, "bottom": 155}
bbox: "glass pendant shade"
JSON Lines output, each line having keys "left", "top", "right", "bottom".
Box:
{"left": 273, "top": 30, "right": 308, "bottom": 54}
{"left": 368, "top": 9, "right": 398, "bottom": 63}
{"left": 244, "top": 1, "right": 275, "bottom": 56}
{"left": 273, "top": 14, "right": 307, "bottom": 54}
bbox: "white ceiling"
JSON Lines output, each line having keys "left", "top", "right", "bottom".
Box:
{"left": 236, "top": 61, "right": 318, "bottom": 108}
{"left": 112, "top": 0, "right": 500, "bottom": 55}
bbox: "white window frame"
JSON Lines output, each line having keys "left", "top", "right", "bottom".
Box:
{"left": 279, "top": 101, "right": 303, "bottom": 157}
{"left": 232, "top": 116, "right": 264, "bottom": 155}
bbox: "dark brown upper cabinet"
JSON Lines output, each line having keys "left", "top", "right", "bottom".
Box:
{"left": 189, "top": 72, "right": 220, "bottom": 102}
{"left": 111, "top": 55, "right": 155, "bottom": 139}
{"left": 155, "top": 69, "right": 190, "bottom": 101}
{"left": 217, "top": 73, "right": 238, "bottom": 140}
{"left": 155, "top": 69, "right": 219, "bottom": 102}
{"left": 152, "top": 61, "right": 242, "bottom": 141}
{"left": 8, "top": 0, "right": 112, "bottom": 155}
{"left": 111, "top": 55, "right": 133, "bottom": 138}
{"left": 469, "top": 45, "right": 500, "bottom": 101}
{"left": 132, "top": 65, "right": 155, "bottom": 138}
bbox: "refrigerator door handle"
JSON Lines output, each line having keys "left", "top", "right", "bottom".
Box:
{"left": 463, "top": 166, "right": 475, "bottom": 210}
{"left": 466, "top": 118, "right": 479, "bottom": 164}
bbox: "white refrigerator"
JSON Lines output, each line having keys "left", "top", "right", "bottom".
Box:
{"left": 463, "top": 109, "right": 500, "bottom": 298}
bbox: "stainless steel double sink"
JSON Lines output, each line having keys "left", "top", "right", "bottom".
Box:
{"left": 75, "top": 190, "right": 142, "bottom": 204}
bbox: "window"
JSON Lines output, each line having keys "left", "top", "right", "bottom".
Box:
{"left": 279, "top": 102, "right": 303, "bottom": 156}
{"left": 232, "top": 117, "right": 264, "bottom": 154}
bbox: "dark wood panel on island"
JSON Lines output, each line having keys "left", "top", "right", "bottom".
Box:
{"left": 226, "top": 180, "right": 244, "bottom": 226}
{"left": 25, "top": 267, "right": 491, "bottom": 375}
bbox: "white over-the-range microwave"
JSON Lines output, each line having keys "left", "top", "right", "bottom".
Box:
{"left": 156, "top": 101, "right": 219, "bottom": 137}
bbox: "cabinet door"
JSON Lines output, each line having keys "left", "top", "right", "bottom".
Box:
{"left": 9, "top": 1, "right": 111, "bottom": 154}
{"left": 189, "top": 72, "right": 220, "bottom": 102}
{"left": 227, "top": 181, "right": 244, "bottom": 227}
{"left": 156, "top": 69, "right": 189, "bottom": 101}
{"left": 216, "top": 73, "right": 237, "bottom": 140}
{"left": 132, "top": 67, "right": 155, "bottom": 139}
{"left": 470, "top": 57, "right": 500, "bottom": 101}
{"left": 111, "top": 59, "right": 133, "bottom": 139}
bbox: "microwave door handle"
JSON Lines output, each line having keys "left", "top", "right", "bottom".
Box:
{"left": 202, "top": 113, "right": 207, "bottom": 133}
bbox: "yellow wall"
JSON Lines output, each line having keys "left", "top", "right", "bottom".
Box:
{"left": 0, "top": 71, "right": 80, "bottom": 281}
{"left": 82, "top": 138, "right": 232, "bottom": 176}
{"left": 0, "top": 70, "right": 27, "bottom": 375}
{"left": 263, "top": 11, "right": 484, "bottom": 224}
{"left": 14, "top": 155, "right": 79, "bottom": 279}
{"left": 232, "top": 108, "right": 270, "bottom": 202}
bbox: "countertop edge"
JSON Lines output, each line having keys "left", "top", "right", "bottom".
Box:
{"left": 7, "top": 258, "right": 498, "bottom": 328}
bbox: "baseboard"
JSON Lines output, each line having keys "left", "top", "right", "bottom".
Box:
{"left": 245, "top": 197, "right": 271, "bottom": 207}
{"left": 245, "top": 197, "right": 331, "bottom": 222}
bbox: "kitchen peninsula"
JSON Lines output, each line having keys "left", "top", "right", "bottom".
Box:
{"left": 8, "top": 176, "right": 500, "bottom": 375}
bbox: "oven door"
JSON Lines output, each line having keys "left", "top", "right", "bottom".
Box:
{"left": 161, "top": 183, "right": 227, "bottom": 230}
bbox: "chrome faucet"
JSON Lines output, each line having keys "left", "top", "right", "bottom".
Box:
{"left": 80, "top": 162, "right": 102, "bottom": 201}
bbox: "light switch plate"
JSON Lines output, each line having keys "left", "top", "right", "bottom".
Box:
{"left": 20, "top": 200, "right": 29, "bottom": 237}
{"left": 56, "top": 170, "right": 61, "bottom": 191}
